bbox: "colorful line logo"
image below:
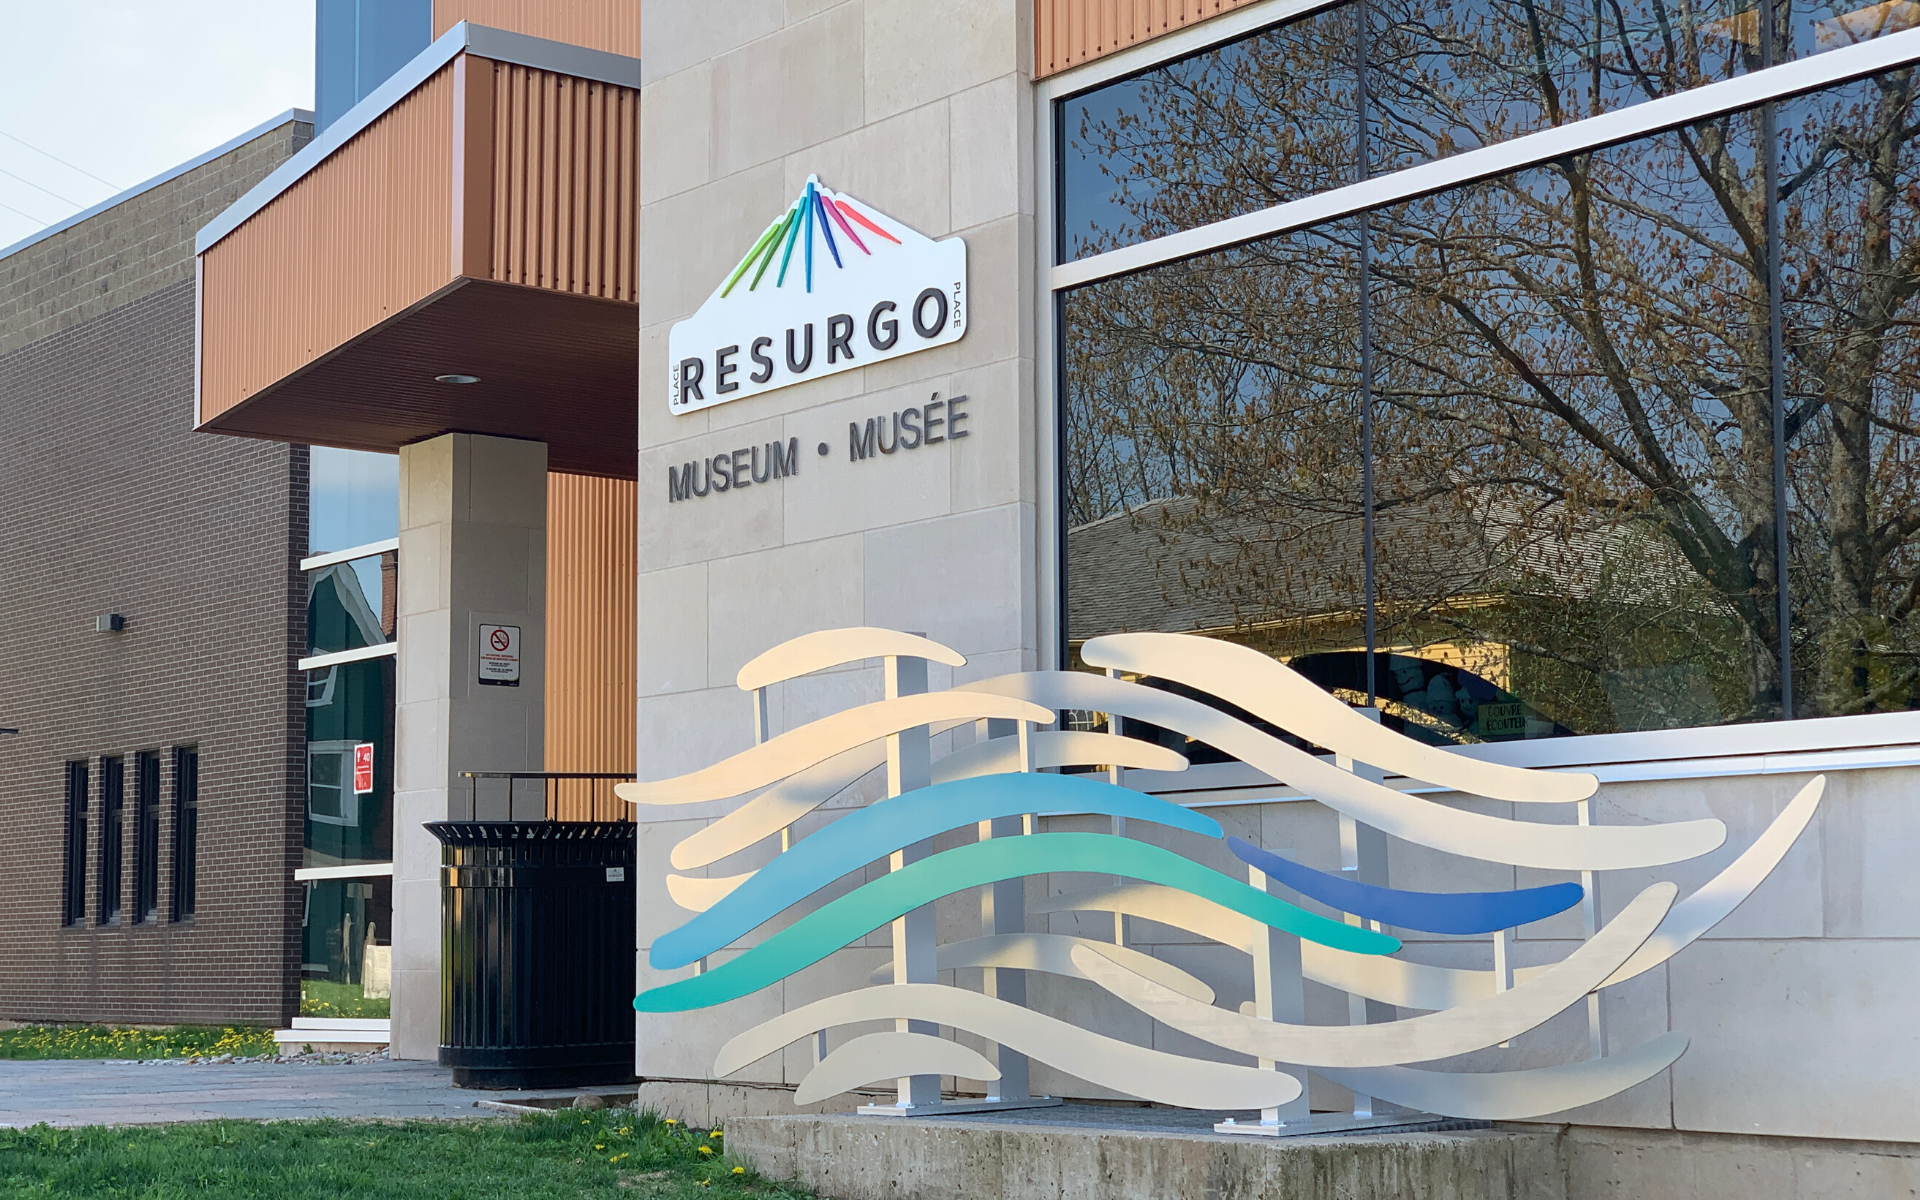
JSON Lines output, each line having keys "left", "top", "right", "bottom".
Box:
{"left": 721, "top": 179, "right": 903, "bottom": 298}
{"left": 668, "top": 176, "right": 967, "bottom": 415}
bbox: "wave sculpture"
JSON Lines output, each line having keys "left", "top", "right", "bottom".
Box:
{"left": 623, "top": 627, "right": 1824, "bottom": 1122}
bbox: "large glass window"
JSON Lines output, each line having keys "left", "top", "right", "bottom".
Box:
{"left": 1056, "top": 3, "right": 1359, "bottom": 261}
{"left": 298, "top": 446, "right": 398, "bottom": 1017}
{"left": 1780, "top": 71, "right": 1920, "bottom": 717}
{"left": 171, "top": 747, "right": 198, "bottom": 922}
{"left": 305, "top": 665, "right": 394, "bottom": 869}
{"left": 301, "top": 875, "right": 392, "bottom": 1018}
{"left": 308, "top": 447, "right": 398, "bottom": 557}
{"left": 1061, "top": 68, "right": 1920, "bottom": 744}
{"left": 1056, "top": 3, "right": 1917, "bottom": 264}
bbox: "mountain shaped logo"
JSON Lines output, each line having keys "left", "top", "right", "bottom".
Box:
{"left": 669, "top": 176, "right": 967, "bottom": 414}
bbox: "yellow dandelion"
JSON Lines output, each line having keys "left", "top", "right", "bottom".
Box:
{"left": 710, "top": 1130, "right": 723, "bottom": 1139}
{"left": 732, "top": 1166, "right": 746, "bottom": 1175}
{"left": 595, "top": 1144, "right": 605, "bottom": 1151}
{"left": 698, "top": 1144, "right": 714, "bottom": 1156}
{"left": 665, "top": 1118, "right": 678, "bottom": 1126}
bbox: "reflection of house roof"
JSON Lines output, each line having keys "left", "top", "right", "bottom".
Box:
{"left": 314, "top": 562, "right": 386, "bottom": 650}
{"left": 1066, "top": 492, "right": 1632, "bottom": 643}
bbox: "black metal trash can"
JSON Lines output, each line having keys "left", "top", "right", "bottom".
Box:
{"left": 429, "top": 821, "right": 636, "bottom": 1088}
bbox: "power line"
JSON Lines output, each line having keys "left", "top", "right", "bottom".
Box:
{"left": 0, "top": 128, "right": 121, "bottom": 191}
{"left": 0, "top": 165, "right": 81, "bottom": 209}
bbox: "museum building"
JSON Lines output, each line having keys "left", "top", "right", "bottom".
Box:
{"left": 6, "top": 0, "right": 1920, "bottom": 1186}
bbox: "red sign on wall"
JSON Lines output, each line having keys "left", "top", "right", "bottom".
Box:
{"left": 353, "top": 743, "right": 375, "bottom": 794}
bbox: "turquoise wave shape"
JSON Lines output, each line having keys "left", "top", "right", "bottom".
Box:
{"left": 652, "top": 772, "right": 1222, "bottom": 970}
{"left": 1228, "top": 837, "right": 1584, "bottom": 935}
{"left": 636, "top": 832, "right": 1402, "bottom": 1012}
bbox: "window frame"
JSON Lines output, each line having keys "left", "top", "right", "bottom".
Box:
{"left": 132, "top": 749, "right": 160, "bottom": 923}
{"left": 96, "top": 755, "right": 124, "bottom": 925}
{"left": 171, "top": 745, "right": 198, "bottom": 922}
{"left": 1035, "top": 4, "right": 1920, "bottom": 785}
{"left": 62, "top": 760, "right": 88, "bottom": 926}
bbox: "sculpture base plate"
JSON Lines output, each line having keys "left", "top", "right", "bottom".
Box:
{"left": 1213, "top": 1111, "right": 1456, "bottom": 1138}
{"left": 858, "top": 1096, "right": 1064, "bottom": 1117}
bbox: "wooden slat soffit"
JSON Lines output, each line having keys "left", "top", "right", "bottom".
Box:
{"left": 1035, "top": 0, "right": 1266, "bottom": 78}
{"left": 200, "top": 50, "right": 637, "bottom": 424}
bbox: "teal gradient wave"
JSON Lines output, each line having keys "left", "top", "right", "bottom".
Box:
{"left": 652, "top": 772, "right": 1222, "bottom": 969}
{"left": 636, "top": 832, "right": 1402, "bottom": 1012}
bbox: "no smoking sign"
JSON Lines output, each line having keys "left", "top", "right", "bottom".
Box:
{"left": 478, "top": 624, "right": 521, "bottom": 686}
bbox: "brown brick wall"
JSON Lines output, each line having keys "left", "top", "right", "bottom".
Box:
{"left": 0, "top": 121, "right": 310, "bottom": 1026}
{"left": 0, "top": 117, "right": 311, "bottom": 357}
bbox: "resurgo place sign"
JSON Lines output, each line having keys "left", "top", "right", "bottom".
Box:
{"left": 668, "top": 176, "right": 966, "bottom": 414}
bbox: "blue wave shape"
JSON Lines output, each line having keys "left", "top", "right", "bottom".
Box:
{"left": 652, "top": 773, "right": 1223, "bottom": 970}
{"left": 1227, "top": 836, "right": 1583, "bottom": 935}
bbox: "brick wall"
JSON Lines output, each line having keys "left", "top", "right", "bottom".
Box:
{"left": 0, "top": 118, "right": 310, "bottom": 356}
{"left": 0, "top": 123, "right": 310, "bottom": 1026}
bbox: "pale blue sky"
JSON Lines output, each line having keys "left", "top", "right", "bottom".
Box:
{"left": 0, "top": 1, "right": 313, "bottom": 249}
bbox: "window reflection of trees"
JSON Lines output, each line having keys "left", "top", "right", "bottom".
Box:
{"left": 1064, "top": 69, "right": 1920, "bottom": 736}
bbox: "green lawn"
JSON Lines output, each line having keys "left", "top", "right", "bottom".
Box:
{"left": 0, "top": 1109, "right": 808, "bottom": 1199}
{"left": 0, "top": 1025, "right": 276, "bottom": 1061}
{"left": 299, "top": 979, "right": 391, "bottom": 1019}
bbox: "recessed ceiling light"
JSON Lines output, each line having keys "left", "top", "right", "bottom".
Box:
{"left": 435, "top": 373, "right": 481, "bottom": 385}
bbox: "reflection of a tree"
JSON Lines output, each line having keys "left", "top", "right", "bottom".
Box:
{"left": 1064, "top": 7, "right": 1920, "bottom": 727}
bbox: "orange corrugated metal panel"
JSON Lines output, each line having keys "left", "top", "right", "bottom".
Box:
{"left": 545, "top": 471, "right": 637, "bottom": 821}
{"left": 1035, "top": 0, "right": 1265, "bottom": 78}
{"left": 433, "top": 0, "right": 640, "bottom": 58}
{"left": 488, "top": 61, "right": 636, "bottom": 302}
{"left": 199, "top": 66, "right": 457, "bottom": 422}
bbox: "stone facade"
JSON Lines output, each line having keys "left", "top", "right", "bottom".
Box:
{"left": 0, "top": 122, "right": 311, "bottom": 1025}
{"left": 631, "top": 0, "right": 1920, "bottom": 1182}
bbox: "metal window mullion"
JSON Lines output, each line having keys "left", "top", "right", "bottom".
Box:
{"left": 1356, "top": 0, "right": 1377, "bottom": 704}
{"left": 1764, "top": 1, "right": 1794, "bottom": 721}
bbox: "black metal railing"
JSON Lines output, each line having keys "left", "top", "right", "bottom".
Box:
{"left": 457, "top": 772, "right": 633, "bottom": 822}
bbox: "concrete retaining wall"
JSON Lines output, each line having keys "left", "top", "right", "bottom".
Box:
{"left": 717, "top": 1106, "right": 1920, "bottom": 1200}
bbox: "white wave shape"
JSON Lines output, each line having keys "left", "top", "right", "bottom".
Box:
{"left": 1082, "top": 632, "right": 1598, "bottom": 803}
{"left": 796, "top": 1032, "right": 998, "bottom": 1106}
{"left": 715, "top": 984, "right": 1303, "bottom": 1110}
{"left": 1315, "top": 1032, "right": 1690, "bottom": 1120}
{"left": 958, "top": 672, "right": 1724, "bottom": 870}
{"left": 618, "top": 692, "right": 1052, "bottom": 806}
{"left": 666, "top": 872, "right": 751, "bottom": 913}
{"left": 736, "top": 627, "right": 964, "bottom": 691}
{"left": 867, "top": 932, "right": 1217, "bottom": 1003}
{"left": 932, "top": 729, "right": 1188, "bottom": 783}
{"left": 1068, "top": 883, "right": 1673, "bottom": 1067}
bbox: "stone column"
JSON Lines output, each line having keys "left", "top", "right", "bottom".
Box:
{"left": 389, "top": 433, "right": 548, "bottom": 1059}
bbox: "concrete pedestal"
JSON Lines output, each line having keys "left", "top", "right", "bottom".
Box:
{"left": 389, "top": 433, "right": 548, "bottom": 1060}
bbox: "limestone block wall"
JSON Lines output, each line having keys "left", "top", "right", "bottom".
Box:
{"left": 632, "top": 0, "right": 1920, "bottom": 1158}
{"left": 634, "top": 0, "right": 1042, "bottom": 1085}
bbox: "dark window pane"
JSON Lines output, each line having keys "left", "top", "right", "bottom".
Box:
{"left": 300, "top": 875, "right": 392, "bottom": 1018}
{"left": 1062, "top": 222, "right": 1366, "bottom": 755}
{"left": 1056, "top": 4, "right": 1360, "bottom": 262}
{"left": 1370, "top": 110, "right": 1779, "bottom": 740}
{"left": 63, "top": 762, "right": 87, "bottom": 926}
{"left": 308, "top": 447, "right": 397, "bottom": 556}
{"left": 133, "top": 751, "right": 159, "bottom": 922}
{"left": 172, "top": 748, "right": 198, "bottom": 921}
{"left": 1369, "top": 0, "right": 1763, "bottom": 177}
{"left": 1779, "top": 72, "right": 1920, "bottom": 716}
{"left": 305, "top": 658, "right": 394, "bottom": 868}
{"left": 307, "top": 551, "right": 396, "bottom": 655}
{"left": 97, "top": 757, "right": 123, "bottom": 924}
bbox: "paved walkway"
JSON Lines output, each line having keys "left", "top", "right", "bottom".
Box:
{"left": 0, "top": 1058, "right": 520, "bottom": 1127}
